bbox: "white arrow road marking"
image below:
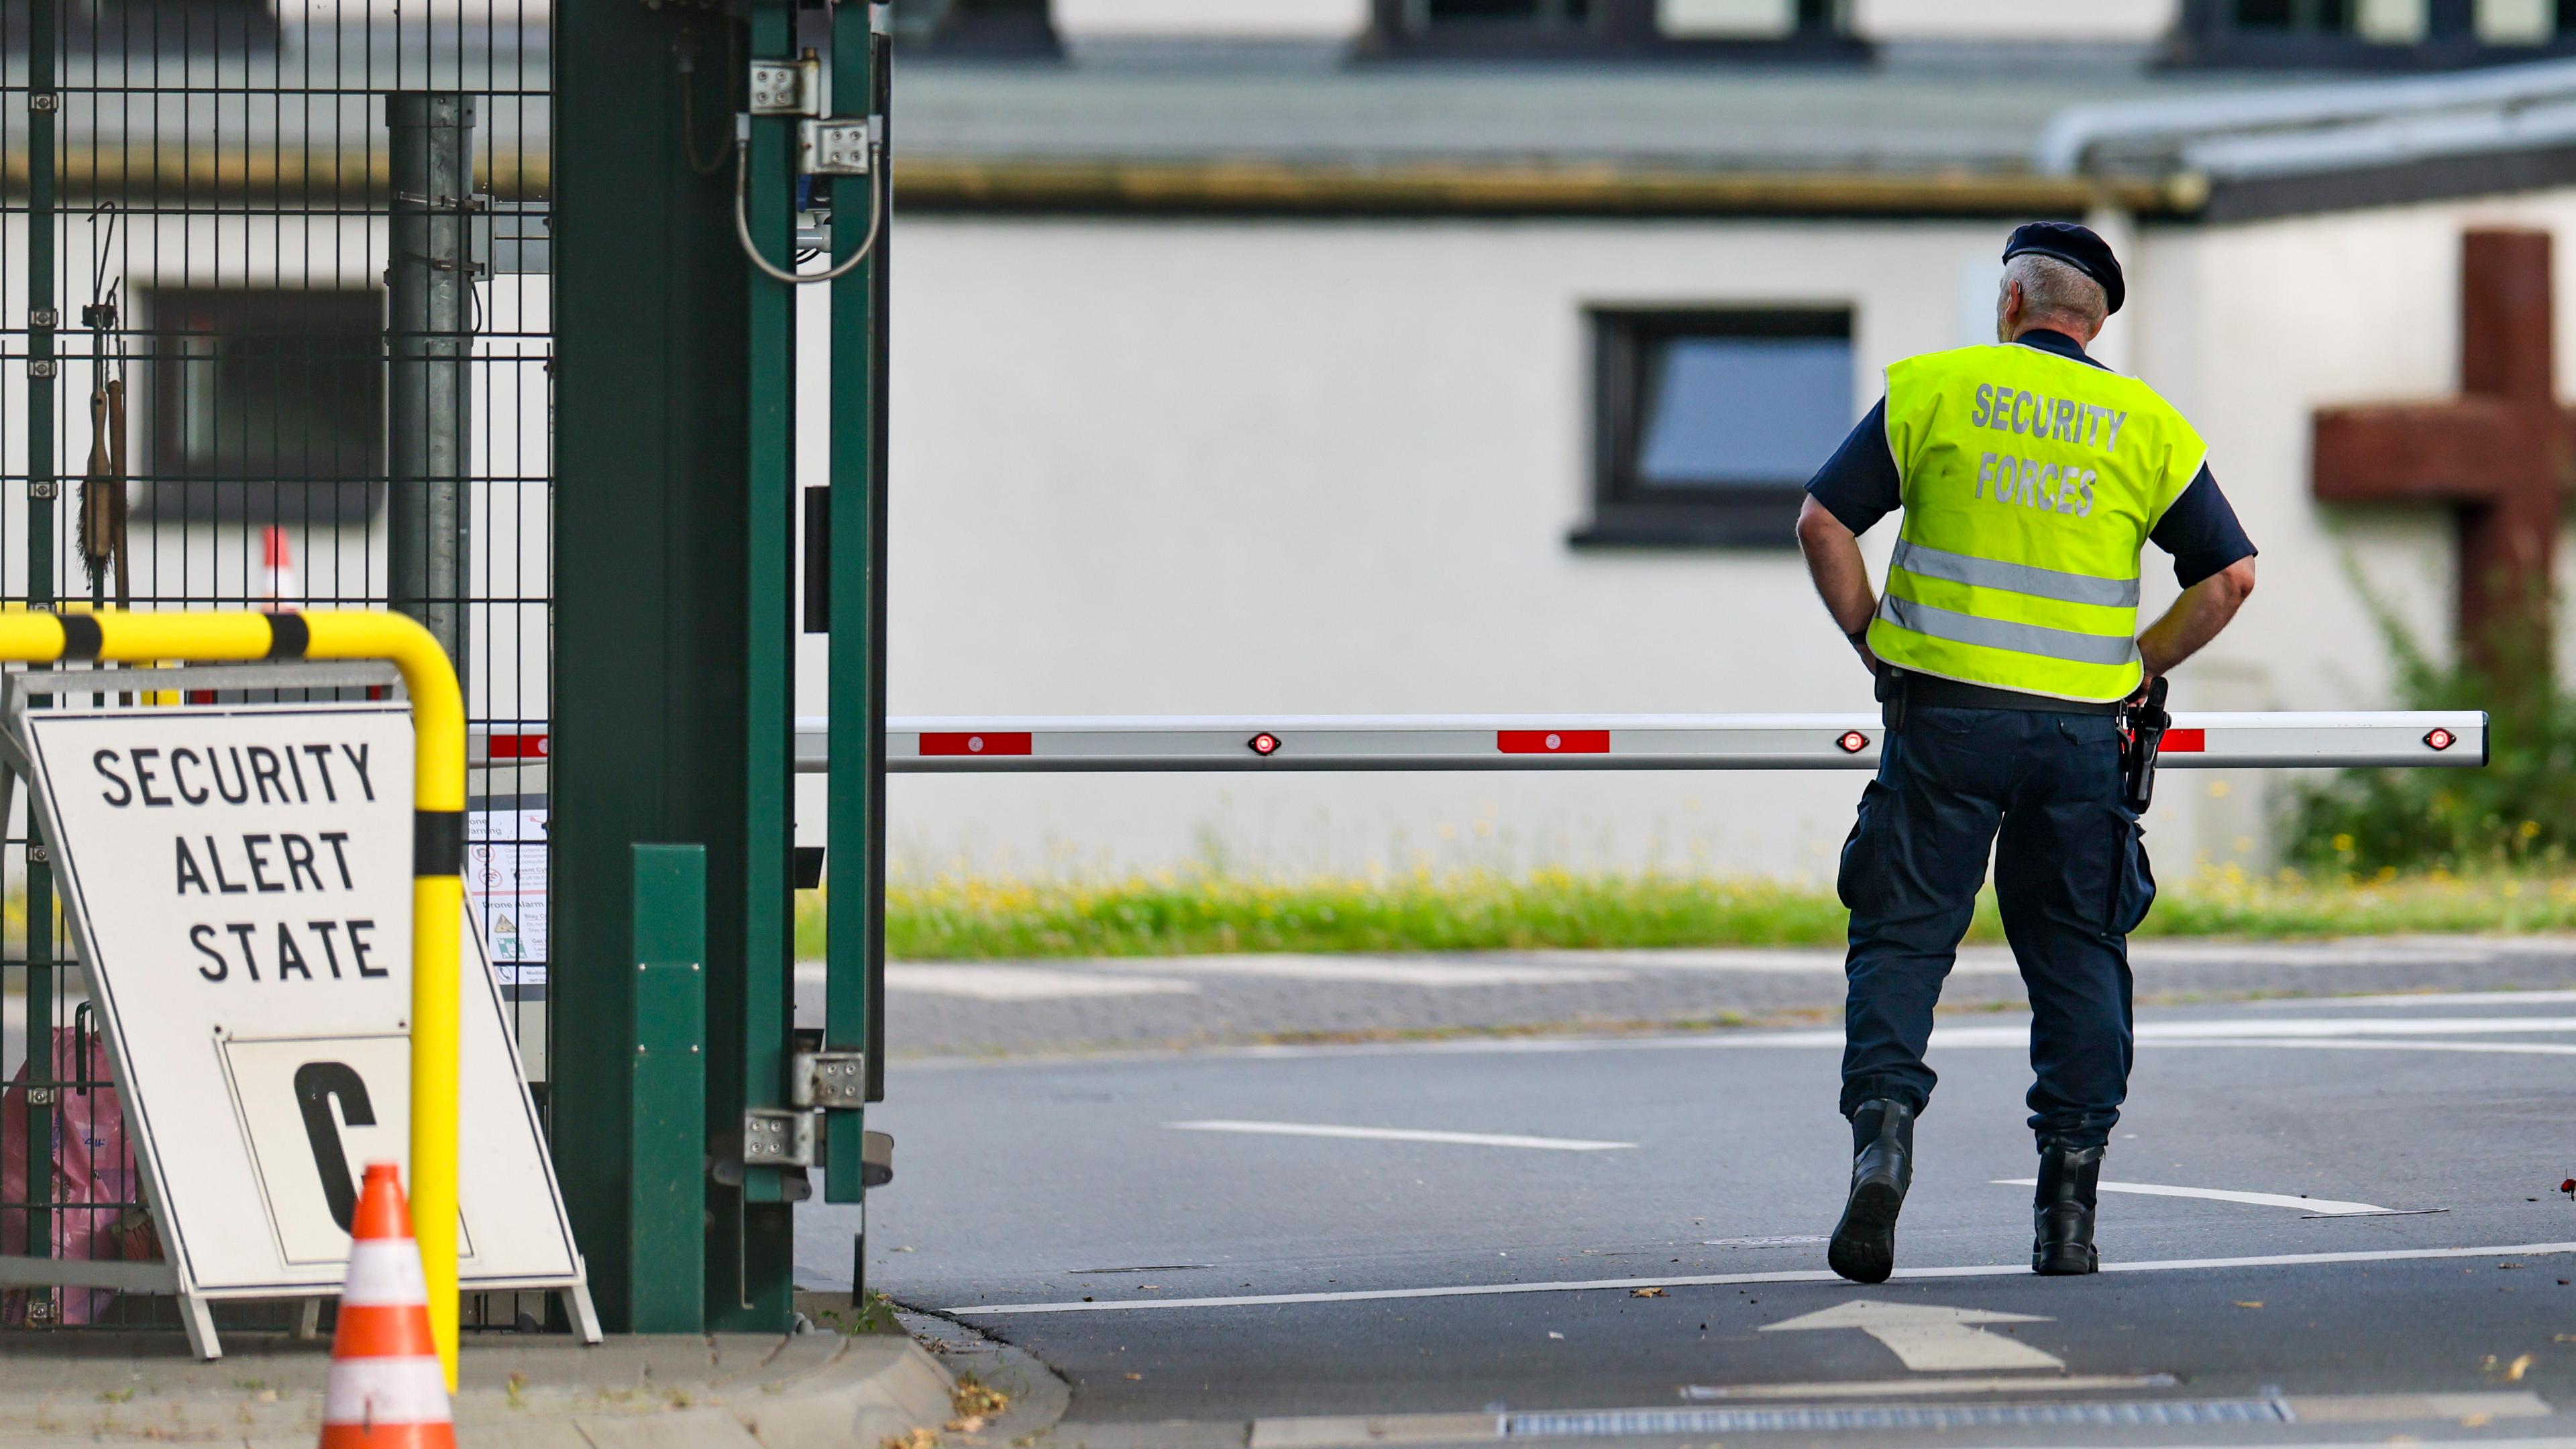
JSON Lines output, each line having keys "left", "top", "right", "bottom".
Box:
{"left": 1992, "top": 1179, "right": 2391, "bottom": 1216}
{"left": 1166, "top": 1120, "right": 1636, "bottom": 1152}
{"left": 1760, "top": 1299, "right": 2064, "bottom": 1371}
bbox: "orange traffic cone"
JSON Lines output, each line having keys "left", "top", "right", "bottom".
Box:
{"left": 320, "top": 1163, "right": 456, "bottom": 1448}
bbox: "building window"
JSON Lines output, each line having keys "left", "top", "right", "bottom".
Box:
{"left": 1575, "top": 310, "right": 1853, "bottom": 549}
{"left": 2171, "top": 0, "right": 2576, "bottom": 65}
{"left": 1362, "top": 0, "right": 1862, "bottom": 58}
{"left": 142, "top": 287, "right": 384, "bottom": 521}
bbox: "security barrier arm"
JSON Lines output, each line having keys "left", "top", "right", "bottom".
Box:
{"left": 767, "top": 712, "right": 2487, "bottom": 772}
{"left": 0, "top": 610, "right": 466, "bottom": 1388}
{"left": 475, "top": 712, "right": 2487, "bottom": 775}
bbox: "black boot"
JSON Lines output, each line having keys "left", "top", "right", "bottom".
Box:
{"left": 1828, "top": 1099, "right": 1915, "bottom": 1285}
{"left": 2031, "top": 1140, "right": 2103, "bottom": 1275}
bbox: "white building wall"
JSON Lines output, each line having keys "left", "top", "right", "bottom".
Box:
{"left": 842, "top": 193, "right": 2576, "bottom": 883}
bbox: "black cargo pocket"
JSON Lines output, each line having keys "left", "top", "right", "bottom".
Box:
{"left": 2102, "top": 818, "right": 2157, "bottom": 936}
{"left": 1837, "top": 782, "right": 1892, "bottom": 914}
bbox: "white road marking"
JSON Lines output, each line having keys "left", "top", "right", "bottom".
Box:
{"left": 1762, "top": 1300, "right": 2063, "bottom": 1372}
{"left": 2261, "top": 988, "right": 2576, "bottom": 1008}
{"left": 2133, "top": 1016, "right": 2576, "bottom": 1039}
{"left": 1991, "top": 1179, "right": 2391, "bottom": 1216}
{"left": 1100, "top": 955, "right": 1631, "bottom": 987}
{"left": 883, "top": 964, "right": 1199, "bottom": 1001}
{"left": 1230, "top": 1014, "right": 2576, "bottom": 1062}
{"left": 1166, "top": 1120, "right": 1635, "bottom": 1152}
{"left": 949, "top": 1240, "right": 2576, "bottom": 1315}
{"left": 1682, "top": 1374, "right": 2174, "bottom": 1400}
{"left": 2169, "top": 1038, "right": 2576, "bottom": 1058}
{"left": 1249, "top": 1393, "right": 2557, "bottom": 1448}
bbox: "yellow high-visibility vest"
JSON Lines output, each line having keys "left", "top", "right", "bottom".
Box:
{"left": 1868, "top": 341, "right": 2206, "bottom": 702}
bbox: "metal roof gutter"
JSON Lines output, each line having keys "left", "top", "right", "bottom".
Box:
{"left": 889, "top": 157, "right": 2188, "bottom": 219}
{"left": 2037, "top": 54, "right": 2576, "bottom": 180}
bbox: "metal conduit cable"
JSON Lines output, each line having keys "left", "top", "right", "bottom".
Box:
{"left": 731, "top": 125, "right": 885, "bottom": 285}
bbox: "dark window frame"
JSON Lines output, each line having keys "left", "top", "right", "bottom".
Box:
{"left": 2167, "top": 0, "right": 2576, "bottom": 68}
{"left": 1573, "top": 307, "right": 1851, "bottom": 551}
{"left": 1360, "top": 0, "right": 1867, "bottom": 62}
{"left": 137, "top": 285, "right": 387, "bottom": 523}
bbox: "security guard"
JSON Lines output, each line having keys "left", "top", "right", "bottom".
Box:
{"left": 1796, "top": 222, "right": 2259, "bottom": 1283}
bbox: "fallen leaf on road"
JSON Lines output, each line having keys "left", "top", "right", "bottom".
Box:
{"left": 2508, "top": 1354, "right": 2536, "bottom": 1381}
{"left": 1548, "top": 1332, "right": 1565, "bottom": 1340}
{"left": 947, "top": 1415, "right": 987, "bottom": 1434}
{"left": 954, "top": 1378, "right": 1010, "bottom": 1419}
{"left": 1123, "top": 1373, "right": 1143, "bottom": 1381}
{"left": 2464, "top": 1413, "right": 2494, "bottom": 1428}
{"left": 2234, "top": 1301, "right": 2263, "bottom": 1309}
{"left": 1631, "top": 1288, "right": 1666, "bottom": 1299}
{"left": 2500, "top": 1263, "right": 2527, "bottom": 1271}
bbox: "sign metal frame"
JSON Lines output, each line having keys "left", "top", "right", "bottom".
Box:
{"left": 0, "top": 612, "right": 484, "bottom": 1381}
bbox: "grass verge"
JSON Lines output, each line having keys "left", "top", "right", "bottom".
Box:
{"left": 792, "top": 865, "right": 2576, "bottom": 962}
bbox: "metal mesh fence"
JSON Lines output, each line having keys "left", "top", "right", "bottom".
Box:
{"left": 1, "top": 0, "right": 549, "bottom": 1331}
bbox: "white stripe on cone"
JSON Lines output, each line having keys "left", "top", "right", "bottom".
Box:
{"left": 341, "top": 1240, "right": 431, "bottom": 1307}
{"left": 321, "top": 1356, "right": 454, "bottom": 1425}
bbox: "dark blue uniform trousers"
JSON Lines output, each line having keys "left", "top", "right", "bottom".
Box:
{"left": 1837, "top": 704, "right": 2155, "bottom": 1151}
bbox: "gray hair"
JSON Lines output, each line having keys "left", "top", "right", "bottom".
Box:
{"left": 2003, "top": 253, "right": 2108, "bottom": 330}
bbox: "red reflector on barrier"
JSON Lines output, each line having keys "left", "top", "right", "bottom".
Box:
{"left": 2160, "top": 729, "right": 2205, "bottom": 753}
{"left": 921, "top": 732, "right": 1033, "bottom": 757}
{"left": 489, "top": 733, "right": 549, "bottom": 759}
{"left": 1837, "top": 731, "right": 1870, "bottom": 754}
{"left": 1247, "top": 732, "right": 1281, "bottom": 756}
{"left": 1497, "top": 730, "right": 1609, "bottom": 755}
{"left": 2425, "top": 727, "right": 2456, "bottom": 751}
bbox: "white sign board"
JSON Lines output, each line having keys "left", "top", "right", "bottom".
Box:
{"left": 19, "top": 700, "right": 585, "bottom": 1303}
{"left": 467, "top": 805, "right": 548, "bottom": 984}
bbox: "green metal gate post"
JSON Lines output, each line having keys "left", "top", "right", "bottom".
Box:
{"left": 823, "top": 1, "right": 890, "bottom": 1212}
{"left": 553, "top": 0, "right": 794, "bottom": 1332}
{"left": 629, "top": 846, "right": 708, "bottom": 1334}
{"left": 722, "top": 0, "right": 801, "bottom": 1330}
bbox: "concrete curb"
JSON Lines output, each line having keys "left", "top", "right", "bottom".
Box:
{"left": 0, "top": 1331, "right": 955, "bottom": 1448}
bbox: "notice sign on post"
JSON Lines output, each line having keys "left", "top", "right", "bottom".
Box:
{"left": 15, "top": 696, "right": 589, "bottom": 1338}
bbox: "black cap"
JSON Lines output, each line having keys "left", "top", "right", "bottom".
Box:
{"left": 2002, "top": 221, "right": 2125, "bottom": 316}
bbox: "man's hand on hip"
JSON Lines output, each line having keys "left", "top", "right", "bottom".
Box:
{"left": 1799, "top": 497, "right": 1881, "bottom": 676}
{"left": 2136, "top": 557, "right": 2257, "bottom": 680}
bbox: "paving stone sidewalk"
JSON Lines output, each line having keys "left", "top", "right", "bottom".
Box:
{"left": 813, "top": 935, "right": 2576, "bottom": 1059}
{"left": 0, "top": 1327, "right": 956, "bottom": 1448}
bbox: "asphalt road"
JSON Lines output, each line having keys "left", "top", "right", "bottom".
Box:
{"left": 806, "top": 987, "right": 2576, "bottom": 1448}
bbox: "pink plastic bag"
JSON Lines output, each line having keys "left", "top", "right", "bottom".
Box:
{"left": 3, "top": 1006, "right": 152, "bottom": 1325}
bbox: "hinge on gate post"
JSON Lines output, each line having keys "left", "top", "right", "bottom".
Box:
{"left": 28, "top": 93, "right": 57, "bottom": 113}
{"left": 27, "top": 360, "right": 55, "bottom": 379}
{"left": 30, "top": 482, "right": 56, "bottom": 500}
{"left": 741, "top": 1107, "right": 815, "bottom": 1167}
{"left": 28, "top": 845, "right": 50, "bottom": 865}
{"left": 792, "top": 1050, "right": 866, "bottom": 1108}
{"left": 28, "top": 309, "right": 56, "bottom": 329}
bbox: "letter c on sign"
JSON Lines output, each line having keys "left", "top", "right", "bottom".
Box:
{"left": 293, "top": 1061, "right": 376, "bottom": 1233}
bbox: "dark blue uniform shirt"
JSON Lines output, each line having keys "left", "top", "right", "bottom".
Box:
{"left": 1805, "top": 329, "right": 2257, "bottom": 589}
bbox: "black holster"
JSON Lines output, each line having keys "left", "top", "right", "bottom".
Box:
{"left": 2116, "top": 676, "right": 2171, "bottom": 813}
{"left": 1876, "top": 664, "right": 1909, "bottom": 733}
